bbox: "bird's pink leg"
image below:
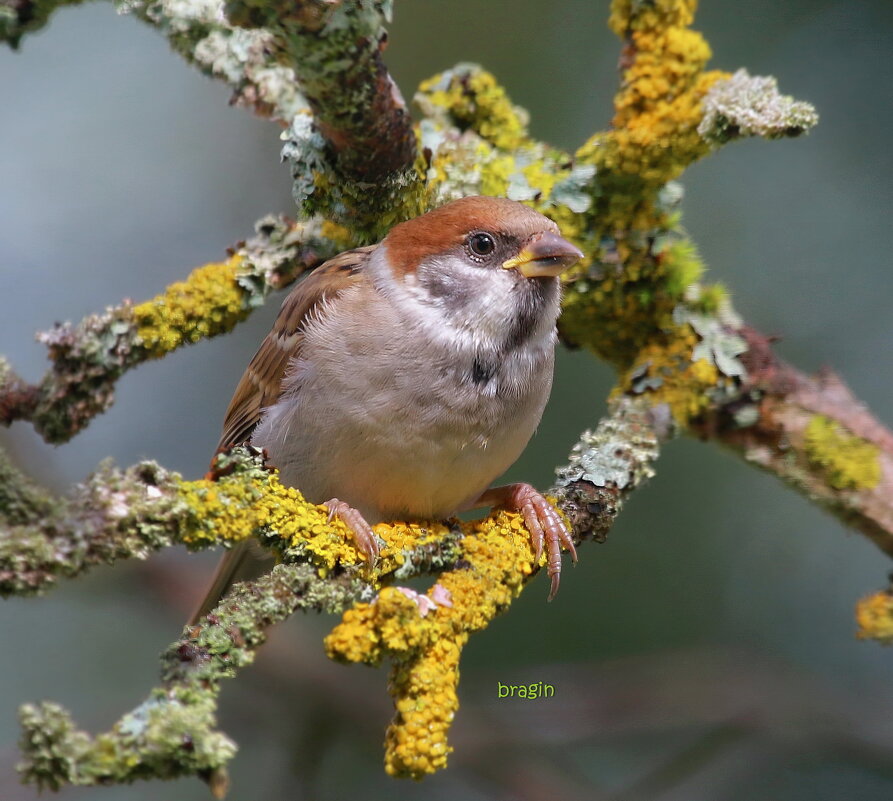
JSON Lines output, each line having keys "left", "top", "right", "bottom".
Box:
{"left": 474, "top": 483, "right": 577, "bottom": 601}
{"left": 323, "top": 498, "right": 380, "bottom": 564}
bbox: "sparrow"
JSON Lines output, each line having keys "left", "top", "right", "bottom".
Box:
{"left": 191, "top": 196, "right": 583, "bottom": 624}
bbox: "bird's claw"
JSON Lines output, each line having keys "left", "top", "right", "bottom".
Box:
{"left": 323, "top": 498, "right": 380, "bottom": 564}
{"left": 478, "top": 482, "right": 577, "bottom": 600}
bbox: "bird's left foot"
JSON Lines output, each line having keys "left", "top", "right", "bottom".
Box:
{"left": 475, "top": 483, "right": 577, "bottom": 601}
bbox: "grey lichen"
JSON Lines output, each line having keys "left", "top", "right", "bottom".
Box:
{"left": 31, "top": 308, "right": 140, "bottom": 443}
{"left": 0, "top": 454, "right": 189, "bottom": 596}
{"left": 281, "top": 113, "right": 330, "bottom": 210}
{"left": 676, "top": 307, "right": 748, "bottom": 379}
{"left": 118, "top": 0, "right": 308, "bottom": 121}
{"left": 193, "top": 27, "right": 308, "bottom": 120}
{"left": 234, "top": 214, "right": 343, "bottom": 298}
{"left": 555, "top": 398, "right": 661, "bottom": 491}
{"left": 699, "top": 68, "right": 819, "bottom": 145}
{"left": 550, "top": 164, "right": 597, "bottom": 214}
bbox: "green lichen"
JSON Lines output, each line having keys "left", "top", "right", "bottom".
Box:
{"left": 19, "top": 693, "right": 235, "bottom": 792}
{"left": 281, "top": 114, "right": 425, "bottom": 241}
{"left": 0, "top": 0, "right": 86, "bottom": 48}
{"left": 659, "top": 237, "right": 705, "bottom": 298}
{"left": 0, "top": 447, "right": 52, "bottom": 526}
{"left": 416, "top": 63, "right": 529, "bottom": 151}
{"left": 804, "top": 415, "right": 881, "bottom": 491}
{"left": 19, "top": 563, "right": 374, "bottom": 794}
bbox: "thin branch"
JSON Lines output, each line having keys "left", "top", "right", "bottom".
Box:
{"left": 18, "top": 562, "right": 372, "bottom": 795}
{"left": 697, "top": 327, "right": 893, "bottom": 558}
{"left": 0, "top": 216, "right": 341, "bottom": 443}
{"left": 122, "top": 0, "right": 420, "bottom": 233}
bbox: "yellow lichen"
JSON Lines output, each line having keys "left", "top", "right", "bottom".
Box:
{"left": 417, "top": 66, "right": 528, "bottom": 151}
{"left": 609, "top": 0, "right": 698, "bottom": 35}
{"left": 856, "top": 591, "right": 893, "bottom": 644}
{"left": 367, "top": 520, "right": 456, "bottom": 582}
{"left": 558, "top": 0, "right": 735, "bottom": 398}
{"left": 133, "top": 256, "right": 249, "bottom": 358}
{"left": 569, "top": 3, "right": 736, "bottom": 356}
{"left": 177, "top": 468, "right": 366, "bottom": 570}
{"left": 803, "top": 415, "right": 882, "bottom": 491}
{"left": 385, "top": 635, "right": 461, "bottom": 777}
{"left": 319, "top": 219, "right": 357, "bottom": 251}
{"left": 325, "top": 509, "right": 563, "bottom": 778}
{"left": 613, "top": 325, "right": 723, "bottom": 425}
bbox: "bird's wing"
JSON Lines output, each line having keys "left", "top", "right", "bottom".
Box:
{"left": 216, "top": 245, "right": 376, "bottom": 452}
{"left": 191, "top": 245, "right": 375, "bottom": 627}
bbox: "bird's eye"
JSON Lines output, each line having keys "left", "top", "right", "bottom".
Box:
{"left": 468, "top": 232, "right": 496, "bottom": 258}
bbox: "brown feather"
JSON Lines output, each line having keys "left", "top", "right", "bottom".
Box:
{"left": 382, "top": 195, "right": 559, "bottom": 278}
{"left": 215, "top": 245, "right": 375, "bottom": 452}
{"left": 190, "top": 245, "right": 374, "bottom": 627}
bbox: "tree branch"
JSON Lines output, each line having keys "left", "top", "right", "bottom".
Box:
{"left": 18, "top": 562, "right": 372, "bottom": 795}
{"left": 696, "top": 327, "right": 893, "bottom": 558}
{"left": 0, "top": 216, "right": 343, "bottom": 443}
{"left": 224, "top": 0, "right": 415, "bottom": 183}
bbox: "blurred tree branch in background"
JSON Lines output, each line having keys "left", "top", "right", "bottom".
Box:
{"left": 1, "top": 0, "right": 891, "bottom": 794}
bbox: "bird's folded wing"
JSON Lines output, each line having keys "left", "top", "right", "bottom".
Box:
{"left": 216, "top": 245, "right": 376, "bottom": 451}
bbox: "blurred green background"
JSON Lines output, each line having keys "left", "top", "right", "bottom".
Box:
{"left": 2, "top": 1, "right": 892, "bottom": 799}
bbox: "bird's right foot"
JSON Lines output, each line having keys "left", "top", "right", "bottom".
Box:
{"left": 323, "top": 498, "right": 380, "bottom": 564}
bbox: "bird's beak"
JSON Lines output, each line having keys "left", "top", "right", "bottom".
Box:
{"left": 502, "top": 231, "right": 584, "bottom": 278}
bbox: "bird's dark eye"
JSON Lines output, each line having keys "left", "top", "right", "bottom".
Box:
{"left": 468, "top": 232, "right": 496, "bottom": 258}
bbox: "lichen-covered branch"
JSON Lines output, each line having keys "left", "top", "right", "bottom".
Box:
{"left": 225, "top": 0, "right": 415, "bottom": 183}
{"left": 123, "top": 0, "right": 420, "bottom": 234}
{"left": 18, "top": 562, "right": 373, "bottom": 795}
{"left": 0, "top": 0, "right": 86, "bottom": 47}
{"left": 1, "top": 448, "right": 185, "bottom": 596}
{"left": 15, "top": 395, "right": 663, "bottom": 788}
{"left": 0, "top": 216, "right": 344, "bottom": 443}
{"left": 695, "top": 328, "right": 893, "bottom": 558}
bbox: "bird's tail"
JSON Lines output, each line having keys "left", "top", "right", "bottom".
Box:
{"left": 187, "top": 540, "right": 273, "bottom": 626}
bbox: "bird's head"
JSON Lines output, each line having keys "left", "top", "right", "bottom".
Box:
{"left": 377, "top": 196, "right": 583, "bottom": 352}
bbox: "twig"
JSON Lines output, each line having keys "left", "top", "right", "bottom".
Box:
{"left": 0, "top": 216, "right": 340, "bottom": 443}
{"left": 18, "top": 562, "right": 372, "bottom": 795}
{"left": 696, "top": 327, "right": 893, "bottom": 559}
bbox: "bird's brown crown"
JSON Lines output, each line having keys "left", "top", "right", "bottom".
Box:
{"left": 383, "top": 196, "right": 559, "bottom": 278}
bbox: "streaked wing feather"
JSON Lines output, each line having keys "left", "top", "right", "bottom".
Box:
{"left": 215, "top": 245, "right": 375, "bottom": 451}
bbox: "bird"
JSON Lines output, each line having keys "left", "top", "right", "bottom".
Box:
{"left": 190, "top": 195, "right": 583, "bottom": 624}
